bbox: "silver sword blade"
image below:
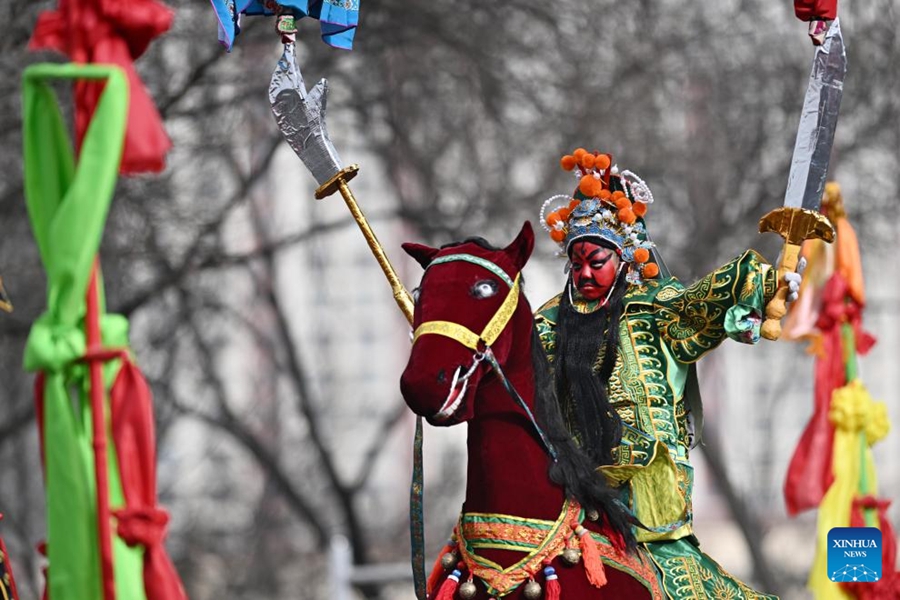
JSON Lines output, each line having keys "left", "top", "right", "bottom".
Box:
{"left": 783, "top": 18, "right": 847, "bottom": 211}
{"left": 269, "top": 42, "right": 344, "bottom": 186}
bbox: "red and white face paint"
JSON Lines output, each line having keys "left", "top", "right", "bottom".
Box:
{"left": 569, "top": 240, "right": 620, "bottom": 301}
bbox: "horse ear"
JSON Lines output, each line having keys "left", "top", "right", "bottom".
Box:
{"left": 505, "top": 221, "right": 535, "bottom": 271}
{"left": 402, "top": 242, "right": 440, "bottom": 269}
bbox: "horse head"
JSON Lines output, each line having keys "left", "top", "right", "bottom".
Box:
{"left": 400, "top": 222, "right": 534, "bottom": 425}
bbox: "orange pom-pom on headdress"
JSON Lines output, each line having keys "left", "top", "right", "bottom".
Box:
{"left": 579, "top": 175, "right": 602, "bottom": 198}
{"left": 595, "top": 154, "right": 611, "bottom": 171}
{"left": 632, "top": 201, "right": 647, "bottom": 217}
{"left": 633, "top": 248, "right": 650, "bottom": 263}
{"left": 573, "top": 148, "right": 588, "bottom": 162}
{"left": 550, "top": 229, "right": 566, "bottom": 243}
{"left": 560, "top": 155, "right": 577, "bottom": 171}
{"left": 581, "top": 153, "right": 596, "bottom": 169}
{"left": 614, "top": 196, "right": 631, "bottom": 210}
{"left": 642, "top": 263, "right": 659, "bottom": 278}
{"left": 618, "top": 208, "right": 636, "bottom": 224}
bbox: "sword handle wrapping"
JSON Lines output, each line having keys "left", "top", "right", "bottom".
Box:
{"left": 761, "top": 242, "right": 801, "bottom": 341}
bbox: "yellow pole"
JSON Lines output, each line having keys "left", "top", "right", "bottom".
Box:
{"left": 316, "top": 164, "right": 414, "bottom": 326}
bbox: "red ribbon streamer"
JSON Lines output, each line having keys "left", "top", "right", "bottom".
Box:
{"left": 110, "top": 360, "right": 187, "bottom": 600}
{"left": 783, "top": 274, "right": 876, "bottom": 515}
{"left": 29, "top": 0, "right": 174, "bottom": 174}
{"left": 843, "top": 496, "right": 900, "bottom": 599}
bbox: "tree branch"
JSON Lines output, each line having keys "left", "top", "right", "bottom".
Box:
{"left": 178, "top": 307, "right": 330, "bottom": 546}
{"left": 0, "top": 406, "right": 35, "bottom": 448}
{"left": 114, "top": 132, "right": 284, "bottom": 318}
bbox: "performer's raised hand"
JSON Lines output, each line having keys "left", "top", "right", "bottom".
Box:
{"left": 807, "top": 20, "right": 832, "bottom": 45}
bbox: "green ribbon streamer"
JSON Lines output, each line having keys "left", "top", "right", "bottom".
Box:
{"left": 841, "top": 321, "right": 877, "bottom": 527}
{"left": 22, "top": 63, "right": 146, "bottom": 600}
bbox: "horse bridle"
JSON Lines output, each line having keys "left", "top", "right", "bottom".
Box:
{"left": 413, "top": 253, "right": 521, "bottom": 350}
{"left": 411, "top": 253, "right": 557, "bottom": 459}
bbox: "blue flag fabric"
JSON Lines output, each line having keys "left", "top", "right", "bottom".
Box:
{"left": 210, "top": 0, "right": 359, "bottom": 51}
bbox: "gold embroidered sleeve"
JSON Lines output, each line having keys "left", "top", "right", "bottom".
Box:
{"left": 534, "top": 295, "right": 561, "bottom": 363}
{"left": 654, "top": 250, "right": 775, "bottom": 363}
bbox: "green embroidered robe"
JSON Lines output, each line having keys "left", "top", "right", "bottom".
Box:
{"left": 536, "top": 250, "right": 780, "bottom": 599}
{"left": 536, "top": 250, "right": 777, "bottom": 542}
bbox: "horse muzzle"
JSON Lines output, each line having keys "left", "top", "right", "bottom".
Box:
{"left": 400, "top": 348, "right": 485, "bottom": 425}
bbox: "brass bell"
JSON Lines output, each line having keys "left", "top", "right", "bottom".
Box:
{"left": 586, "top": 509, "right": 600, "bottom": 522}
{"left": 440, "top": 551, "right": 457, "bottom": 571}
{"left": 562, "top": 547, "right": 581, "bottom": 565}
{"left": 523, "top": 580, "right": 542, "bottom": 599}
{"left": 459, "top": 580, "right": 478, "bottom": 599}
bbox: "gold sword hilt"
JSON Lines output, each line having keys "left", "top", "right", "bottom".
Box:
{"left": 315, "top": 164, "right": 415, "bottom": 326}
{"left": 758, "top": 207, "right": 835, "bottom": 340}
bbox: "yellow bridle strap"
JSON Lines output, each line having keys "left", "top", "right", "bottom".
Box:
{"left": 413, "top": 274, "right": 521, "bottom": 350}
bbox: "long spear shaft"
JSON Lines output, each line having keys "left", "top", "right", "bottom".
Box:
{"left": 315, "top": 165, "right": 414, "bottom": 325}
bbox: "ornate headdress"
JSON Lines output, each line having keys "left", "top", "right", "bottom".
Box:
{"left": 540, "top": 148, "right": 659, "bottom": 284}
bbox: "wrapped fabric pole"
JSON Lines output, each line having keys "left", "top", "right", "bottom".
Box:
{"left": 22, "top": 63, "right": 184, "bottom": 600}
{"left": 23, "top": 62, "right": 134, "bottom": 600}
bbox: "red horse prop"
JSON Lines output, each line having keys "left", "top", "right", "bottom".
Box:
{"left": 400, "top": 222, "right": 662, "bottom": 599}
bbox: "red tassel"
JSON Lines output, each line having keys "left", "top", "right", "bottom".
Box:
{"left": 600, "top": 514, "right": 627, "bottom": 555}
{"left": 544, "top": 564, "right": 561, "bottom": 600}
{"left": 576, "top": 526, "right": 607, "bottom": 588}
{"left": 433, "top": 568, "right": 461, "bottom": 600}
{"left": 426, "top": 542, "right": 456, "bottom": 597}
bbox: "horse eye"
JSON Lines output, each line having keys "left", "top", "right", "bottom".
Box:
{"left": 471, "top": 280, "right": 498, "bottom": 299}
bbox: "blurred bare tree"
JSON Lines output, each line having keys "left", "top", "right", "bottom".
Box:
{"left": 1, "top": 0, "right": 899, "bottom": 598}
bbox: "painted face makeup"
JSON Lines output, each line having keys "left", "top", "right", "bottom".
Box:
{"left": 569, "top": 240, "right": 620, "bottom": 301}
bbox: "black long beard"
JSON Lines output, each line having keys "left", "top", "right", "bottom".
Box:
{"left": 554, "top": 268, "right": 629, "bottom": 465}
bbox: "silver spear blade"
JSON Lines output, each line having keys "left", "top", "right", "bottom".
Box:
{"left": 783, "top": 19, "right": 847, "bottom": 211}
{"left": 269, "top": 42, "right": 344, "bottom": 186}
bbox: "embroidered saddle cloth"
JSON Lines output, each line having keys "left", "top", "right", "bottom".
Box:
{"left": 456, "top": 499, "right": 662, "bottom": 597}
